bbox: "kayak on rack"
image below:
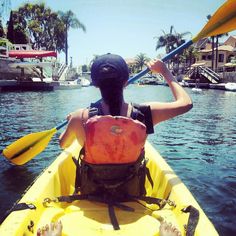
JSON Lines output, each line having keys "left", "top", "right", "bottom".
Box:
{"left": 0, "top": 141, "right": 218, "bottom": 236}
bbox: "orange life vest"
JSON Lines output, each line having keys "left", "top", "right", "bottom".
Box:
{"left": 84, "top": 115, "right": 147, "bottom": 164}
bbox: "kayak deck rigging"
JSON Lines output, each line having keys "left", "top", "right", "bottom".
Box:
{"left": 0, "top": 141, "right": 218, "bottom": 235}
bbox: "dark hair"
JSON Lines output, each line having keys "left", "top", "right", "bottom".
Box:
{"left": 91, "top": 54, "right": 129, "bottom": 116}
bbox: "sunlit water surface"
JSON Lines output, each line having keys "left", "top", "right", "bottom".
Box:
{"left": 0, "top": 85, "right": 236, "bottom": 235}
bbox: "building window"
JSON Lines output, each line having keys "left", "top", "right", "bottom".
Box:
{"left": 218, "top": 54, "right": 224, "bottom": 62}
{"left": 207, "top": 55, "right": 212, "bottom": 60}
{"left": 227, "top": 55, "right": 234, "bottom": 63}
{"left": 202, "top": 55, "right": 206, "bottom": 60}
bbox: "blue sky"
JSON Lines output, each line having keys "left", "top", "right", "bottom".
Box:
{"left": 11, "top": 0, "right": 234, "bottom": 66}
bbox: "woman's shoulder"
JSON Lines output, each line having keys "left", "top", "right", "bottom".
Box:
{"left": 69, "top": 108, "right": 89, "bottom": 124}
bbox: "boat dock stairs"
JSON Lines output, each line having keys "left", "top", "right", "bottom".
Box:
{"left": 186, "top": 66, "right": 221, "bottom": 84}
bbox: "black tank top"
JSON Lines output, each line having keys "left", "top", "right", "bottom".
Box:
{"left": 88, "top": 102, "right": 154, "bottom": 134}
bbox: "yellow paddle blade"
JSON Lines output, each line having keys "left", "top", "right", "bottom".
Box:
{"left": 193, "top": 0, "right": 236, "bottom": 42}
{"left": 2, "top": 128, "right": 57, "bottom": 165}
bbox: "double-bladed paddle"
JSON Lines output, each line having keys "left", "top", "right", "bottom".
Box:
{"left": 2, "top": 0, "right": 236, "bottom": 165}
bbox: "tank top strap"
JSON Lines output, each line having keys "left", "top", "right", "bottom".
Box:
{"left": 88, "top": 102, "right": 103, "bottom": 117}
{"left": 131, "top": 103, "right": 154, "bottom": 134}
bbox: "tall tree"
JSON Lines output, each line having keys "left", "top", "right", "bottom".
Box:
{"left": 17, "top": 3, "right": 64, "bottom": 50}
{"left": 9, "top": 3, "right": 86, "bottom": 64}
{"left": 135, "top": 53, "right": 150, "bottom": 71}
{"left": 11, "top": 3, "right": 66, "bottom": 52}
{"left": 0, "top": 20, "right": 4, "bottom": 37}
{"left": 6, "top": 11, "right": 28, "bottom": 44}
{"left": 58, "top": 10, "right": 86, "bottom": 65}
{"left": 155, "top": 26, "right": 175, "bottom": 53}
{"left": 206, "top": 15, "right": 215, "bottom": 71}
{"left": 180, "top": 45, "right": 199, "bottom": 69}
{"left": 155, "top": 26, "right": 190, "bottom": 53}
{"left": 154, "top": 26, "right": 190, "bottom": 69}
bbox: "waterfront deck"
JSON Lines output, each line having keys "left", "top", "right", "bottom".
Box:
{"left": 179, "top": 82, "right": 236, "bottom": 91}
{"left": 183, "top": 82, "right": 225, "bottom": 90}
{"left": 0, "top": 80, "right": 59, "bottom": 92}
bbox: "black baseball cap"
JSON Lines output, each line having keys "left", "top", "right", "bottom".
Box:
{"left": 91, "top": 53, "right": 129, "bottom": 86}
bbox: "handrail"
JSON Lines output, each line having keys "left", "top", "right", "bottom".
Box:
{"left": 185, "top": 66, "right": 221, "bottom": 83}
{"left": 57, "top": 64, "right": 67, "bottom": 79}
{"left": 199, "top": 66, "right": 220, "bottom": 82}
{"left": 186, "top": 68, "right": 195, "bottom": 77}
{"left": 58, "top": 65, "right": 69, "bottom": 81}
{"left": 201, "top": 66, "right": 221, "bottom": 79}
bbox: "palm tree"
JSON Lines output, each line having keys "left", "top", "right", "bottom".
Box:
{"left": 155, "top": 26, "right": 175, "bottom": 54}
{"left": 58, "top": 10, "right": 86, "bottom": 65}
{"left": 180, "top": 45, "right": 199, "bottom": 71}
{"left": 206, "top": 15, "right": 215, "bottom": 70}
{"left": 154, "top": 26, "right": 190, "bottom": 69}
{"left": 135, "top": 53, "right": 150, "bottom": 71}
{"left": 155, "top": 26, "right": 190, "bottom": 53}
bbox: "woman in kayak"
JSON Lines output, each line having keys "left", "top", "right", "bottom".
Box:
{"left": 59, "top": 53, "right": 192, "bottom": 149}
{"left": 38, "top": 53, "right": 192, "bottom": 236}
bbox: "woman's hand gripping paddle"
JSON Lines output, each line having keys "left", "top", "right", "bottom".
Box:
{"left": 2, "top": 0, "right": 236, "bottom": 165}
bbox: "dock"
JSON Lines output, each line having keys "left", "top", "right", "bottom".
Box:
{"left": 0, "top": 80, "right": 59, "bottom": 92}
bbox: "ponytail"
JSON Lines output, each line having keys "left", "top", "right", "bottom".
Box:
{"left": 99, "top": 79, "right": 124, "bottom": 116}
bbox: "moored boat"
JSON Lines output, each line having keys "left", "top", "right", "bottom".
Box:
{"left": 8, "top": 61, "right": 54, "bottom": 69}
{"left": 0, "top": 39, "right": 59, "bottom": 90}
{"left": 0, "top": 141, "right": 218, "bottom": 235}
{"left": 0, "top": 79, "right": 57, "bottom": 92}
{"left": 191, "top": 87, "right": 202, "bottom": 92}
{"left": 225, "top": 82, "right": 236, "bottom": 91}
{"left": 80, "top": 77, "right": 91, "bottom": 87}
{"left": 56, "top": 79, "right": 81, "bottom": 90}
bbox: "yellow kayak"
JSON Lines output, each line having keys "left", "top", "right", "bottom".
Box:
{"left": 0, "top": 141, "right": 218, "bottom": 236}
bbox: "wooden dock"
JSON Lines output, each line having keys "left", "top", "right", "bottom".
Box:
{"left": 0, "top": 80, "right": 59, "bottom": 92}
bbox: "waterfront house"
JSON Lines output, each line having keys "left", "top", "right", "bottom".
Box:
{"left": 194, "top": 35, "right": 236, "bottom": 70}
{"left": 125, "top": 58, "right": 136, "bottom": 74}
{"left": 187, "top": 35, "right": 236, "bottom": 83}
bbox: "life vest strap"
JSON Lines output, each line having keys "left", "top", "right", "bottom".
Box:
{"left": 182, "top": 205, "right": 200, "bottom": 236}
{"left": 0, "top": 202, "right": 36, "bottom": 224}
{"left": 108, "top": 204, "right": 120, "bottom": 230}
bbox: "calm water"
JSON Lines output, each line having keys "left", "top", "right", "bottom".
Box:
{"left": 0, "top": 85, "right": 236, "bottom": 235}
